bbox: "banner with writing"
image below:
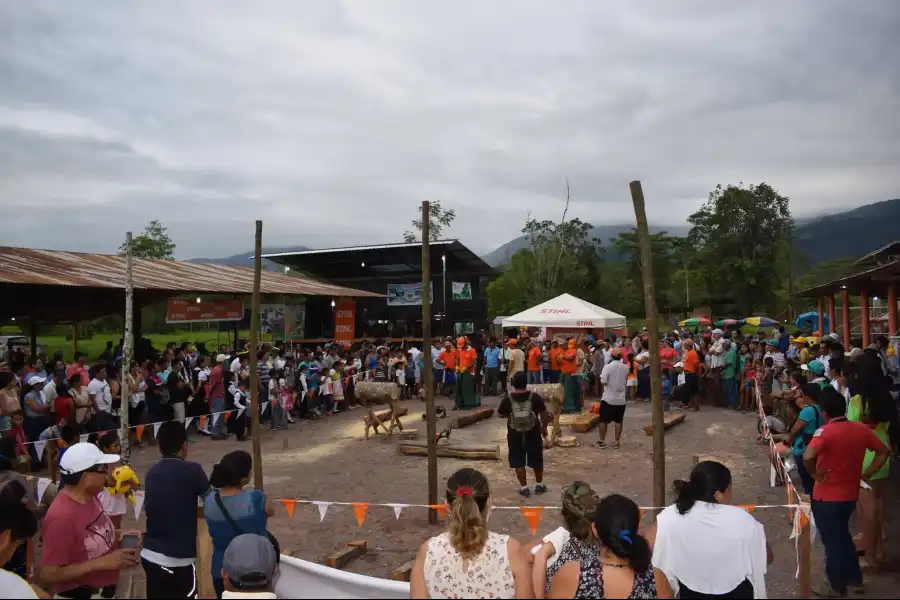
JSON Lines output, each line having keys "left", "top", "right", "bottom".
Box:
{"left": 334, "top": 298, "right": 356, "bottom": 346}
{"left": 166, "top": 298, "right": 244, "bottom": 324}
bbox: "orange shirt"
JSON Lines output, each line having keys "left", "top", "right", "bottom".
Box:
{"left": 683, "top": 348, "right": 700, "bottom": 374}
{"left": 457, "top": 347, "right": 477, "bottom": 372}
{"left": 527, "top": 347, "right": 542, "bottom": 371}
{"left": 549, "top": 348, "right": 562, "bottom": 370}
{"left": 560, "top": 349, "right": 578, "bottom": 375}
{"left": 437, "top": 349, "right": 457, "bottom": 370}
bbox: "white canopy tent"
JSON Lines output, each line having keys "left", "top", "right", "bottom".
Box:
{"left": 502, "top": 293, "right": 627, "bottom": 329}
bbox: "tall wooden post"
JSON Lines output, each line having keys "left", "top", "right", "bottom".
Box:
{"left": 422, "top": 201, "right": 438, "bottom": 524}
{"left": 827, "top": 295, "right": 836, "bottom": 336}
{"left": 860, "top": 290, "right": 871, "bottom": 348}
{"left": 121, "top": 232, "right": 133, "bottom": 464}
{"left": 249, "top": 221, "right": 264, "bottom": 490}
{"left": 629, "top": 181, "right": 665, "bottom": 514}
{"left": 816, "top": 297, "right": 824, "bottom": 334}
{"left": 71, "top": 324, "right": 78, "bottom": 358}
{"left": 888, "top": 283, "right": 898, "bottom": 336}
{"left": 841, "top": 290, "right": 851, "bottom": 349}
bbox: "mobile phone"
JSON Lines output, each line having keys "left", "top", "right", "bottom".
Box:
{"left": 121, "top": 534, "right": 140, "bottom": 549}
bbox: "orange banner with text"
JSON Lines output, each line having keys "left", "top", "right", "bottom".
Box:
{"left": 166, "top": 298, "right": 244, "bottom": 324}
{"left": 334, "top": 298, "right": 356, "bottom": 347}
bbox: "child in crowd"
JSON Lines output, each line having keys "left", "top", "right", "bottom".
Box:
{"left": 268, "top": 369, "right": 287, "bottom": 430}
{"left": 229, "top": 378, "right": 249, "bottom": 441}
{"left": 6, "top": 411, "right": 30, "bottom": 472}
{"left": 96, "top": 432, "right": 129, "bottom": 530}
{"left": 626, "top": 354, "right": 638, "bottom": 403}
{"left": 279, "top": 369, "right": 296, "bottom": 423}
{"left": 330, "top": 368, "right": 344, "bottom": 414}
{"left": 319, "top": 369, "right": 334, "bottom": 415}
{"left": 741, "top": 357, "right": 757, "bottom": 411}
{"left": 395, "top": 357, "right": 408, "bottom": 399}
{"left": 297, "top": 363, "right": 310, "bottom": 419}
{"left": 405, "top": 356, "right": 416, "bottom": 399}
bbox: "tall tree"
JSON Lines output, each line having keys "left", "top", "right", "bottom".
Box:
{"left": 403, "top": 201, "right": 456, "bottom": 242}
{"left": 610, "top": 229, "right": 678, "bottom": 311}
{"left": 687, "top": 183, "right": 793, "bottom": 315}
{"left": 120, "top": 220, "right": 176, "bottom": 260}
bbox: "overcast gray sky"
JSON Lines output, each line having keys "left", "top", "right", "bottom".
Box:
{"left": 1, "top": 1, "right": 898, "bottom": 259}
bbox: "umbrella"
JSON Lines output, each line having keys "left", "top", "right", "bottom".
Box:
{"left": 745, "top": 316, "right": 779, "bottom": 327}
{"left": 795, "top": 311, "right": 829, "bottom": 333}
{"left": 713, "top": 318, "right": 746, "bottom": 327}
{"left": 678, "top": 317, "right": 711, "bottom": 327}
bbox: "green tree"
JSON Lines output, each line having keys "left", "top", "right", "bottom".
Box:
{"left": 687, "top": 182, "right": 793, "bottom": 315}
{"left": 610, "top": 229, "right": 679, "bottom": 311}
{"left": 120, "top": 220, "right": 176, "bottom": 260}
{"left": 403, "top": 201, "right": 456, "bottom": 242}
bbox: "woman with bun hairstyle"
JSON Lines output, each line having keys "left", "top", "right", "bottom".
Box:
{"left": 549, "top": 494, "right": 670, "bottom": 598}
{"left": 410, "top": 468, "right": 533, "bottom": 598}
{"left": 652, "top": 461, "right": 770, "bottom": 598}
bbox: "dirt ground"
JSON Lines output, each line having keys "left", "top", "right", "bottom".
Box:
{"left": 95, "top": 393, "right": 900, "bottom": 598}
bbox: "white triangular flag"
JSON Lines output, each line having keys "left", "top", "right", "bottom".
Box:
{"left": 237, "top": 408, "right": 245, "bottom": 420}
{"left": 184, "top": 417, "right": 193, "bottom": 430}
{"left": 301, "top": 390, "right": 307, "bottom": 401}
{"left": 153, "top": 422, "right": 162, "bottom": 437}
{"left": 387, "top": 504, "right": 405, "bottom": 520}
{"left": 312, "top": 501, "right": 331, "bottom": 522}
{"left": 770, "top": 464, "right": 777, "bottom": 487}
{"left": 36, "top": 478, "right": 51, "bottom": 504}
{"left": 79, "top": 434, "right": 90, "bottom": 444}
{"left": 132, "top": 490, "right": 146, "bottom": 519}
{"left": 34, "top": 441, "right": 47, "bottom": 461}
{"left": 261, "top": 402, "right": 269, "bottom": 414}
{"left": 212, "top": 413, "right": 221, "bottom": 426}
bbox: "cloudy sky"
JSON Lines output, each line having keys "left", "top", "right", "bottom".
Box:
{"left": 1, "top": 1, "right": 898, "bottom": 259}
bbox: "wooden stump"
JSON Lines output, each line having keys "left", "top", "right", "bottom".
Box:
{"left": 398, "top": 441, "right": 499, "bottom": 460}
{"left": 528, "top": 383, "right": 563, "bottom": 447}
{"left": 570, "top": 413, "right": 601, "bottom": 433}
{"left": 326, "top": 540, "right": 367, "bottom": 569}
{"left": 391, "top": 560, "right": 416, "bottom": 582}
{"left": 448, "top": 407, "right": 494, "bottom": 429}
{"left": 643, "top": 411, "right": 686, "bottom": 435}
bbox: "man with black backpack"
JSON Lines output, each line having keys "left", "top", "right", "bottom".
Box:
{"left": 497, "top": 370, "right": 549, "bottom": 498}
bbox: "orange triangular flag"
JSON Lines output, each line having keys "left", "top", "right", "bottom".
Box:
{"left": 737, "top": 504, "right": 756, "bottom": 514}
{"left": 224, "top": 411, "right": 232, "bottom": 422}
{"left": 639, "top": 508, "right": 646, "bottom": 522}
{"left": 427, "top": 504, "right": 447, "bottom": 519}
{"left": 135, "top": 425, "right": 144, "bottom": 442}
{"left": 520, "top": 506, "right": 543, "bottom": 535}
{"left": 199, "top": 415, "right": 208, "bottom": 431}
{"left": 280, "top": 499, "right": 297, "bottom": 520}
{"left": 352, "top": 502, "right": 368, "bottom": 527}
{"left": 799, "top": 509, "right": 810, "bottom": 528}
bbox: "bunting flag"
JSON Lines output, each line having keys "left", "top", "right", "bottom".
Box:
{"left": 132, "top": 490, "right": 146, "bottom": 520}
{"left": 34, "top": 441, "right": 46, "bottom": 461}
{"left": 261, "top": 402, "right": 270, "bottom": 414}
{"left": 737, "top": 504, "right": 756, "bottom": 514}
{"left": 184, "top": 417, "right": 194, "bottom": 430}
{"left": 770, "top": 464, "right": 777, "bottom": 488}
{"left": 520, "top": 506, "right": 543, "bottom": 535}
{"left": 36, "top": 478, "right": 51, "bottom": 504}
{"left": 79, "top": 434, "right": 90, "bottom": 444}
{"left": 352, "top": 502, "right": 369, "bottom": 527}
{"left": 313, "top": 501, "right": 331, "bottom": 522}
{"left": 135, "top": 425, "right": 145, "bottom": 442}
{"left": 389, "top": 504, "right": 405, "bottom": 520}
{"left": 153, "top": 422, "right": 162, "bottom": 438}
{"left": 427, "top": 504, "right": 446, "bottom": 519}
{"left": 237, "top": 408, "right": 245, "bottom": 420}
{"left": 199, "top": 415, "right": 208, "bottom": 432}
{"left": 224, "top": 411, "right": 232, "bottom": 423}
{"left": 280, "top": 499, "right": 297, "bottom": 520}
{"left": 212, "top": 413, "right": 221, "bottom": 426}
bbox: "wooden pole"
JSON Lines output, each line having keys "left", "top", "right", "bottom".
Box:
{"left": 121, "top": 232, "right": 133, "bottom": 464}
{"left": 630, "top": 180, "right": 665, "bottom": 515}
{"left": 799, "top": 493, "right": 812, "bottom": 598}
{"left": 422, "top": 201, "right": 438, "bottom": 524}
{"left": 827, "top": 295, "right": 836, "bottom": 336}
{"left": 817, "top": 297, "right": 824, "bottom": 335}
{"left": 841, "top": 290, "right": 851, "bottom": 349}
{"left": 249, "top": 221, "right": 264, "bottom": 490}
{"left": 860, "top": 290, "right": 871, "bottom": 348}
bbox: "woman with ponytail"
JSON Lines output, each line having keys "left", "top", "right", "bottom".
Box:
{"left": 652, "top": 461, "right": 770, "bottom": 598}
{"left": 549, "top": 494, "right": 670, "bottom": 598}
{"left": 410, "top": 468, "right": 533, "bottom": 598}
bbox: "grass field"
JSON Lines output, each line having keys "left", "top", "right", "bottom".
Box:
{"left": 36, "top": 331, "right": 252, "bottom": 362}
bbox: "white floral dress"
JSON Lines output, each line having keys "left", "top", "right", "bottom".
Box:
{"left": 423, "top": 531, "right": 515, "bottom": 598}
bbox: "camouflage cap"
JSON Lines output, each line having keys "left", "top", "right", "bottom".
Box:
{"left": 561, "top": 481, "right": 600, "bottom": 536}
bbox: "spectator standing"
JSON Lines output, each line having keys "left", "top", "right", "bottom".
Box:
{"left": 69, "top": 374, "right": 91, "bottom": 430}
{"left": 141, "top": 421, "right": 210, "bottom": 599}
{"left": 560, "top": 339, "right": 580, "bottom": 413}
{"left": 0, "top": 372, "right": 19, "bottom": 435}
{"left": 0, "top": 479, "right": 44, "bottom": 599}
{"left": 208, "top": 355, "right": 228, "bottom": 440}
{"left": 39, "top": 443, "right": 137, "bottom": 599}
{"left": 722, "top": 340, "right": 739, "bottom": 410}
{"left": 497, "top": 371, "right": 549, "bottom": 498}
{"left": 772, "top": 384, "right": 823, "bottom": 495}
{"left": 87, "top": 366, "right": 116, "bottom": 432}
{"left": 66, "top": 352, "right": 90, "bottom": 390}
{"left": 527, "top": 340, "right": 543, "bottom": 385}
{"left": 167, "top": 359, "right": 191, "bottom": 440}
{"left": 682, "top": 339, "right": 701, "bottom": 411}
{"left": 594, "top": 348, "right": 630, "bottom": 449}
{"left": 483, "top": 340, "right": 501, "bottom": 396}
{"left": 21, "top": 376, "right": 50, "bottom": 448}
{"left": 506, "top": 339, "right": 526, "bottom": 382}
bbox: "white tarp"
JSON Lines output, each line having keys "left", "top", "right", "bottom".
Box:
{"left": 275, "top": 555, "right": 410, "bottom": 599}
{"left": 502, "top": 293, "right": 626, "bottom": 329}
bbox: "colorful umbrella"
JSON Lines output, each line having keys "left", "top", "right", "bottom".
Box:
{"left": 713, "top": 318, "right": 745, "bottom": 327}
{"left": 745, "top": 316, "right": 779, "bottom": 327}
{"left": 678, "top": 317, "right": 711, "bottom": 327}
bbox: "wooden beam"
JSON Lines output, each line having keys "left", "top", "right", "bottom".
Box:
{"left": 860, "top": 290, "right": 870, "bottom": 348}
{"left": 249, "top": 220, "right": 264, "bottom": 490}
{"left": 391, "top": 560, "right": 416, "bottom": 582}
{"left": 398, "top": 441, "right": 499, "bottom": 460}
{"left": 888, "top": 283, "right": 898, "bottom": 336}
{"left": 827, "top": 295, "right": 836, "bottom": 336}
{"left": 421, "top": 200, "right": 438, "bottom": 525}
{"left": 326, "top": 541, "right": 367, "bottom": 569}
{"left": 643, "top": 412, "right": 686, "bottom": 435}
{"left": 841, "top": 290, "right": 851, "bottom": 349}
{"left": 817, "top": 296, "right": 824, "bottom": 334}
{"left": 448, "top": 407, "right": 494, "bottom": 429}
{"left": 570, "top": 413, "right": 601, "bottom": 433}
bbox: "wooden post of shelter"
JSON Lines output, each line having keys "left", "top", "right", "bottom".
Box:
{"left": 860, "top": 290, "right": 871, "bottom": 348}
{"left": 888, "top": 283, "right": 898, "bottom": 336}
{"left": 840, "top": 290, "right": 851, "bottom": 349}
{"left": 249, "top": 221, "right": 264, "bottom": 490}
{"left": 121, "top": 231, "right": 133, "bottom": 464}
{"left": 422, "top": 201, "right": 439, "bottom": 524}
{"left": 629, "top": 180, "right": 666, "bottom": 515}
{"left": 827, "top": 295, "right": 836, "bottom": 337}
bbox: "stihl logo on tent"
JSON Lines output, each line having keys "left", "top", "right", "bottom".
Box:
{"left": 540, "top": 309, "right": 571, "bottom": 314}
{"left": 576, "top": 321, "right": 595, "bottom": 326}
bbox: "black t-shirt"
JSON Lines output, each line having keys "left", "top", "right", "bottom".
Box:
{"left": 167, "top": 373, "right": 188, "bottom": 405}
{"left": 143, "top": 457, "right": 210, "bottom": 560}
{"left": 497, "top": 391, "right": 547, "bottom": 434}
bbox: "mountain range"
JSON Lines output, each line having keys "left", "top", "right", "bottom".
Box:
{"left": 190, "top": 198, "right": 900, "bottom": 270}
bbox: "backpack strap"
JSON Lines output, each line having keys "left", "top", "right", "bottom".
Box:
{"left": 214, "top": 492, "right": 244, "bottom": 537}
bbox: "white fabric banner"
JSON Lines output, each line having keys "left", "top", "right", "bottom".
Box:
{"left": 313, "top": 501, "right": 330, "bottom": 522}
{"left": 153, "top": 422, "right": 162, "bottom": 437}
{"left": 36, "top": 478, "right": 52, "bottom": 504}
{"left": 276, "top": 555, "right": 408, "bottom": 599}
{"left": 132, "top": 490, "right": 146, "bottom": 519}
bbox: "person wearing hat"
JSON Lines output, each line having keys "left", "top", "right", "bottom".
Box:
{"left": 22, "top": 375, "right": 50, "bottom": 454}
{"left": 560, "top": 339, "right": 580, "bottom": 413}
{"left": 801, "top": 360, "right": 828, "bottom": 388}
{"left": 436, "top": 340, "right": 458, "bottom": 399}
{"left": 38, "top": 443, "right": 138, "bottom": 598}
{"left": 455, "top": 337, "right": 480, "bottom": 409}
{"left": 208, "top": 354, "right": 229, "bottom": 440}
{"left": 793, "top": 336, "right": 810, "bottom": 366}
{"left": 497, "top": 371, "right": 549, "bottom": 498}
{"left": 506, "top": 338, "right": 526, "bottom": 383}
{"left": 220, "top": 534, "right": 278, "bottom": 599}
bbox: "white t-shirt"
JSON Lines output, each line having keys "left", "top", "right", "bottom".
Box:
{"left": 653, "top": 502, "right": 768, "bottom": 598}
{"left": 87, "top": 378, "right": 112, "bottom": 412}
{"left": 0, "top": 568, "right": 38, "bottom": 599}
{"left": 709, "top": 339, "right": 725, "bottom": 368}
{"left": 600, "top": 360, "right": 630, "bottom": 405}
{"left": 230, "top": 357, "right": 242, "bottom": 375}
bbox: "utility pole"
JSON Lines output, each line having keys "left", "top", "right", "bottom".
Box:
{"left": 249, "top": 221, "right": 264, "bottom": 490}
{"left": 121, "top": 231, "right": 133, "bottom": 464}
{"left": 422, "top": 201, "right": 438, "bottom": 524}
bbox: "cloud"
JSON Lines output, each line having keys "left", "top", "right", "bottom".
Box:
{"left": 0, "top": 0, "right": 898, "bottom": 258}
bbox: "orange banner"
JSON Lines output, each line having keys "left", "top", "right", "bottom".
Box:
{"left": 166, "top": 298, "right": 244, "bottom": 324}
{"left": 334, "top": 298, "right": 356, "bottom": 347}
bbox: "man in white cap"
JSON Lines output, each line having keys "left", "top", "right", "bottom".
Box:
{"left": 220, "top": 534, "right": 278, "bottom": 599}
{"left": 39, "top": 443, "right": 138, "bottom": 598}
{"left": 208, "top": 354, "right": 229, "bottom": 440}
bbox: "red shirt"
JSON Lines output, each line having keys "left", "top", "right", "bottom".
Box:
{"left": 660, "top": 346, "right": 677, "bottom": 367}
{"left": 54, "top": 394, "right": 75, "bottom": 426}
{"left": 208, "top": 364, "right": 225, "bottom": 401}
{"left": 66, "top": 362, "right": 89, "bottom": 386}
{"left": 807, "top": 418, "right": 885, "bottom": 502}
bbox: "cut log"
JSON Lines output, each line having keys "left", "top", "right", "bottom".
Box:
{"left": 398, "top": 441, "right": 499, "bottom": 460}
{"left": 556, "top": 435, "right": 579, "bottom": 447}
{"left": 355, "top": 381, "right": 401, "bottom": 405}
{"left": 448, "top": 407, "right": 494, "bottom": 429}
{"left": 643, "top": 411, "right": 686, "bottom": 435}
{"left": 391, "top": 560, "right": 416, "bottom": 582}
{"left": 397, "top": 429, "right": 419, "bottom": 440}
{"left": 365, "top": 407, "right": 408, "bottom": 427}
{"left": 326, "top": 541, "right": 367, "bottom": 569}
{"left": 570, "top": 413, "right": 601, "bottom": 433}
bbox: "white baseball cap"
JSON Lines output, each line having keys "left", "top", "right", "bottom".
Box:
{"left": 26, "top": 375, "right": 46, "bottom": 386}
{"left": 59, "top": 443, "right": 120, "bottom": 475}
{"left": 216, "top": 353, "right": 228, "bottom": 363}
{"left": 712, "top": 329, "right": 723, "bottom": 335}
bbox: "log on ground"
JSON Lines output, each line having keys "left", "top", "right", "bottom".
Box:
{"left": 570, "top": 413, "right": 601, "bottom": 433}
{"left": 398, "top": 441, "right": 499, "bottom": 460}
{"left": 391, "top": 560, "right": 416, "bottom": 582}
{"left": 365, "top": 407, "right": 409, "bottom": 427}
{"left": 448, "top": 407, "right": 494, "bottom": 429}
{"left": 643, "top": 412, "right": 686, "bottom": 435}
{"left": 326, "top": 541, "right": 367, "bottom": 569}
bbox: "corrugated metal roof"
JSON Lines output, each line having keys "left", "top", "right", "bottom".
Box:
{"left": 260, "top": 239, "right": 456, "bottom": 258}
{"left": 0, "top": 246, "right": 380, "bottom": 297}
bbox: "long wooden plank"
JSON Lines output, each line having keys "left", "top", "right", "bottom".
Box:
{"left": 643, "top": 412, "right": 686, "bottom": 435}
{"left": 398, "top": 441, "right": 499, "bottom": 460}
{"left": 326, "top": 541, "right": 367, "bottom": 569}
{"left": 570, "top": 413, "right": 601, "bottom": 433}
{"left": 448, "top": 407, "right": 494, "bottom": 429}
